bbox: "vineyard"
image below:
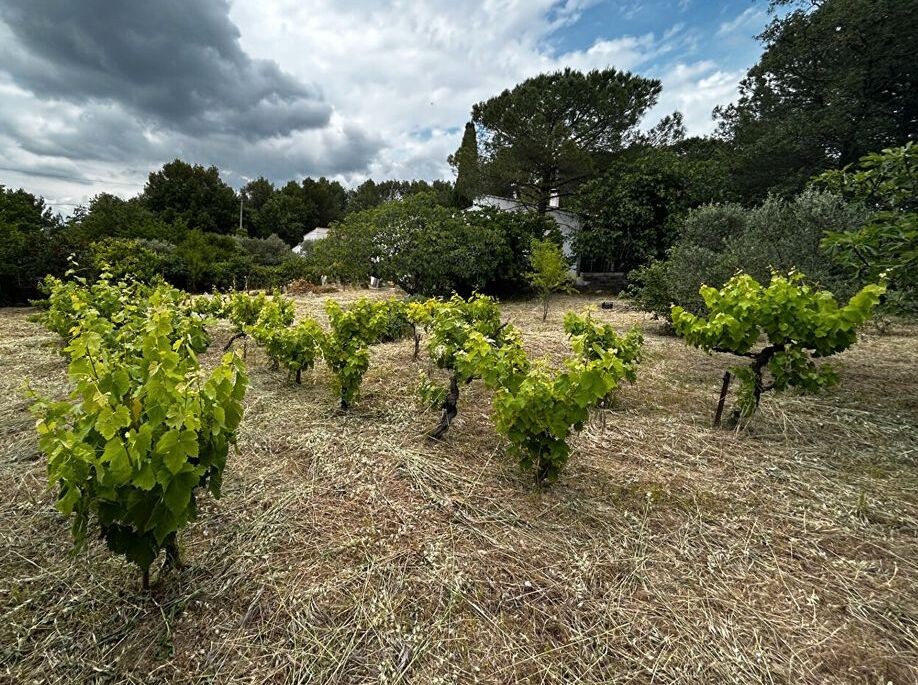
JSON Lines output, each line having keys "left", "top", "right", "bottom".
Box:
{"left": 1, "top": 285, "right": 917, "bottom": 683}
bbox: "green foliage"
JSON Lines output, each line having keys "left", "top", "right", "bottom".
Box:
{"left": 572, "top": 145, "right": 731, "bottom": 273}
{"left": 250, "top": 317, "right": 324, "bottom": 383}
{"left": 459, "top": 328, "right": 634, "bottom": 484}
{"left": 465, "top": 208, "right": 560, "bottom": 296}
{"left": 87, "top": 238, "right": 183, "bottom": 284}
{"left": 1, "top": 185, "right": 67, "bottom": 304}
{"left": 224, "top": 291, "right": 270, "bottom": 333}
{"left": 321, "top": 298, "right": 396, "bottom": 408}
{"left": 527, "top": 239, "right": 575, "bottom": 320}
{"left": 344, "top": 178, "right": 455, "bottom": 215}
{"left": 69, "top": 193, "right": 185, "bottom": 245}
{"left": 414, "top": 372, "right": 448, "bottom": 410}
{"left": 563, "top": 310, "right": 643, "bottom": 383}
{"left": 814, "top": 143, "right": 917, "bottom": 313}
{"left": 37, "top": 272, "right": 211, "bottom": 355}
{"left": 448, "top": 121, "right": 480, "bottom": 207}
{"left": 369, "top": 297, "right": 413, "bottom": 343}
{"left": 415, "top": 294, "right": 506, "bottom": 376}
{"left": 672, "top": 271, "right": 885, "bottom": 419}
{"left": 314, "top": 193, "right": 504, "bottom": 296}
{"left": 472, "top": 67, "right": 661, "bottom": 209}
{"left": 31, "top": 276, "right": 247, "bottom": 584}
{"left": 715, "top": 0, "right": 917, "bottom": 202}
{"left": 632, "top": 191, "right": 861, "bottom": 318}
{"left": 142, "top": 159, "right": 238, "bottom": 233}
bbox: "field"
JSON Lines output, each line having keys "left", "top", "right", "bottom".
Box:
{"left": 1, "top": 290, "right": 917, "bottom": 684}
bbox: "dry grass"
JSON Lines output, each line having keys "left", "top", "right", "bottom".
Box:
{"left": 1, "top": 290, "right": 916, "bottom": 684}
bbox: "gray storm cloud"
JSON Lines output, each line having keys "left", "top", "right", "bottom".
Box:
{"left": 0, "top": 0, "right": 379, "bottom": 185}
{"left": 0, "top": 0, "right": 331, "bottom": 138}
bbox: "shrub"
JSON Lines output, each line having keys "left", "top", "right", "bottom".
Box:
{"left": 458, "top": 328, "right": 636, "bottom": 484}
{"left": 563, "top": 310, "right": 643, "bottom": 384}
{"left": 410, "top": 293, "right": 524, "bottom": 438}
{"left": 322, "top": 298, "right": 394, "bottom": 408}
{"left": 632, "top": 191, "right": 860, "bottom": 317}
{"left": 672, "top": 271, "right": 885, "bottom": 424}
{"left": 814, "top": 143, "right": 917, "bottom": 314}
{"left": 250, "top": 318, "right": 324, "bottom": 384}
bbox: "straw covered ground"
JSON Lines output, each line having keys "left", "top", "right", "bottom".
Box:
{"left": 1, "top": 290, "right": 916, "bottom": 684}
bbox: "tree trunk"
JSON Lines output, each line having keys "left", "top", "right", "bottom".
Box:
{"left": 164, "top": 536, "right": 182, "bottom": 570}
{"left": 713, "top": 371, "right": 732, "bottom": 427}
{"left": 751, "top": 344, "right": 783, "bottom": 411}
{"left": 295, "top": 368, "right": 302, "bottom": 384}
{"left": 223, "top": 331, "right": 246, "bottom": 352}
{"left": 429, "top": 374, "right": 460, "bottom": 439}
{"left": 413, "top": 326, "right": 421, "bottom": 360}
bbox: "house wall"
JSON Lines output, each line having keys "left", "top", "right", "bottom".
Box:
{"left": 470, "top": 195, "right": 582, "bottom": 277}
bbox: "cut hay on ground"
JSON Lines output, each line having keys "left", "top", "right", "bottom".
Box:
{"left": 1, "top": 292, "right": 916, "bottom": 684}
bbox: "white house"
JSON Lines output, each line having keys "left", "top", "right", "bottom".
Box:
{"left": 292, "top": 226, "right": 330, "bottom": 254}
{"left": 469, "top": 194, "right": 582, "bottom": 278}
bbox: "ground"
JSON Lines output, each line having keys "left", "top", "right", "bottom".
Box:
{"left": 1, "top": 290, "right": 916, "bottom": 684}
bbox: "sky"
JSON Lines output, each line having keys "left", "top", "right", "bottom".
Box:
{"left": 0, "top": 0, "right": 773, "bottom": 214}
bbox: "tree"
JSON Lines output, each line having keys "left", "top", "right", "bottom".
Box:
{"left": 464, "top": 207, "right": 559, "bottom": 295}
{"left": 142, "top": 159, "right": 238, "bottom": 233}
{"left": 370, "top": 193, "right": 502, "bottom": 296}
{"left": 70, "top": 193, "right": 184, "bottom": 245}
{"left": 814, "top": 143, "right": 918, "bottom": 313}
{"left": 345, "top": 179, "right": 455, "bottom": 214}
{"left": 716, "top": 0, "right": 918, "bottom": 202}
{"left": 257, "top": 181, "right": 319, "bottom": 246}
{"left": 240, "top": 177, "right": 276, "bottom": 236}
{"left": 574, "top": 143, "right": 733, "bottom": 274}
{"left": 527, "top": 239, "right": 575, "bottom": 320}
{"left": 448, "top": 121, "right": 480, "bottom": 207}
{"left": 301, "top": 177, "right": 347, "bottom": 226}
{"left": 471, "top": 68, "right": 661, "bottom": 212}
{"left": 0, "top": 185, "right": 66, "bottom": 304}
{"left": 631, "top": 191, "right": 863, "bottom": 319}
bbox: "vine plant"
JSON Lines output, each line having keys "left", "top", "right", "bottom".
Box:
{"left": 458, "top": 328, "right": 639, "bottom": 485}
{"left": 671, "top": 271, "right": 885, "bottom": 425}
{"left": 32, "top": 283, "right": 247, "bottom": 590}
{"left": 410, "top": 294, "right": 521, "bottom": 439}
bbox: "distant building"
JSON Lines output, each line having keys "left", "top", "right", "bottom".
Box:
{"left": 469, "top": 194, "right": 582, "bottom": 278}
{"left": 292, "top": 227, "right": 329, "bottom": 254}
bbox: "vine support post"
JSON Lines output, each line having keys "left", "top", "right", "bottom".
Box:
{"left": 412, "top": 325, "right": 421, "bottom": 360}
{"left": 713, "top": 371, "right": 732, "bottom": 427}
{"left": 141, "top": 566, "right": 151, "bottom": 592}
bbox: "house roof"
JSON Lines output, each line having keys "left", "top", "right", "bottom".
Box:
{"left": 292, "top": 227, "right": 329, "bottom": 253}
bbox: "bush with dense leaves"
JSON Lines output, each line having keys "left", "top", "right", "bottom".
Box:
{"left": 632, "top": 190, "right": 861, "bottom": 318}
{"left": 814, "top": 143, "right": 917, "bottom": 314}
{"left": 458, "top": 323, "right": 639, "bottom": 484}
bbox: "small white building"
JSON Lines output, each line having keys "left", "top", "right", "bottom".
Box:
{"left": 469, "top": 194, "right": 582, "bottom": 278}
{"left": 292, "top": 227, "right": 330, "bottom": 254}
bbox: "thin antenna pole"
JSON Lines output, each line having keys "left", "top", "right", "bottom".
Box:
{"left": 238, "top": 196, "right": 244, "bottom": 233}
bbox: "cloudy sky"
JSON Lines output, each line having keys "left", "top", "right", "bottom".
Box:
{"left": 0, "top": 0, "right": 772, "bottom": 213}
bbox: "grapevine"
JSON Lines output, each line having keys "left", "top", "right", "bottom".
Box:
{"left": 671, "top": 271, "right": 885, "bottom": 424}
